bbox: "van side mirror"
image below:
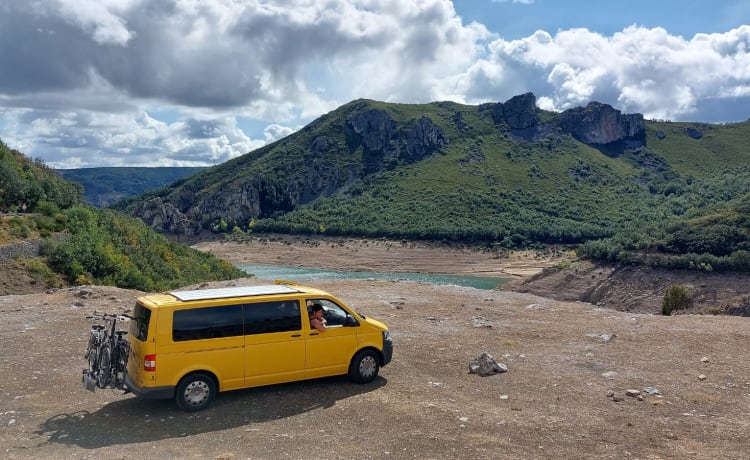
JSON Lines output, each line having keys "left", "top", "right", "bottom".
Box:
{"left": 344, "top": 315, "right": 359, "bottom": 327}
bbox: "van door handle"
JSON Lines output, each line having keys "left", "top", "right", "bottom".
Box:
{"left": 291, "top": 334, "right": 301, "bottom": 337}
{"left": 309, "top": 332, "right": 319, "bottom": 336}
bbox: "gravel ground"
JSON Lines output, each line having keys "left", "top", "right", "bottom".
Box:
{"left": 1, "top": 239, "right": 749, "bottom": 459}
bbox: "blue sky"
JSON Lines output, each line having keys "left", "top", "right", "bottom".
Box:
{"left": 455, "top": 0, "right": 750, "bottom": 39}
{"left": 0, "top": 0, "right": 749, "bottom": 168}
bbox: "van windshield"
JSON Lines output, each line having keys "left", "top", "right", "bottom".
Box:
{"left": 131, "top": 303, "right": 152, "bottom": 341}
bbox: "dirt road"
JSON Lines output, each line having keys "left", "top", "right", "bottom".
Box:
{"left": 1, "top": 239, "right": 749, "bottom": 459}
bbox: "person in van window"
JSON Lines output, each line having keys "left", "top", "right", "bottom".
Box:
{"left": 310, "top": 304, "right": 327, "bottom": 331}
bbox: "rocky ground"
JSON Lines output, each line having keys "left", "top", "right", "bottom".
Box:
{"left": 1, "top": 236, "right": 749, "bottom": 459}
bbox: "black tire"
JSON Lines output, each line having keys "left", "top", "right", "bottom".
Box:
{"left": 175, "top": 373, "right": 216, "bottom": 412}
{"left": 348, "top": 349, "right": 380, "bottom": 383}
{"left": 86, "top": 342, "right": 98, "bottom": 374}
{"left": 114, "top": 340, "right": 130, "bottom": 389}
{"left": 96, "top": 344, "right": 112, "bottom": 388}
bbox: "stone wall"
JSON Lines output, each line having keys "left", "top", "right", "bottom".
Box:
{"left": 0, "top": 240, "right": 43, "bottom": 262}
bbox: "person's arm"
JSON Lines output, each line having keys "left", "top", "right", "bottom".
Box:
{"left": 311, "top": 318, "right": 327, "bottom": 331}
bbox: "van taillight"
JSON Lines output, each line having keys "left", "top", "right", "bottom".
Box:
{"left": 144, "top": 354, "right": 156, "bottom": 372}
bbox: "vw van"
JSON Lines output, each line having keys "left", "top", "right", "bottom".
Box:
{"left": 124, "top": 281, "right": 392, "bottom": 411}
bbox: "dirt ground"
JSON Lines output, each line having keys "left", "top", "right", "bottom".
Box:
{"left": 1, "top": 237, "right": 750, "bottom": 459}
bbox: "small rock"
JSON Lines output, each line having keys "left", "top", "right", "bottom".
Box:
{"left": 698, "top": 374, "right": 707, "bottom": 381}
{"left": 601, "top": 371, "right": 617, "bottom": 379}
{"left": 468, "top": 352, "right": 507, "bottom": 376}
{"left": 642, "top": 386, "right": 660, "bottom": 395}
{"left": 701, "top": 357, "right": 710, "bottom": 363}
{"left": 471, "top": 316, "right": 493, "bottom": 328}
{"left": 626, "top": 389, "right": 641, "bottom": 397}
{"left": 606, "top": 390, "right": 615, "bottom": 397}
{"left": 612, "top": 396, "right": 624, "bottom": 402}
{"left": 586, "top": 333, "right": 616, "bottom": 342}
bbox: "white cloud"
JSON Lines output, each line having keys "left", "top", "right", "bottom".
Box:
{"left": 0, "top": 1, "right": 749, "bottom": 167}
{"left": 456, "top": 24, "right": 750, "bottom": 121}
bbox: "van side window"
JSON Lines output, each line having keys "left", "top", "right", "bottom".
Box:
{"left": 173, "top": 305, "right": 243, "bottom": 341}
{"left": 132, "top": 302, "right": 152, "bottom": 341}
{"left": 244, "top": 300, "right": 301, "bottom": 335}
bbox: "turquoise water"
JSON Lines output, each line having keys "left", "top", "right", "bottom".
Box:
{"left": 236, "top": 264, "right": 509, "bottom": 290}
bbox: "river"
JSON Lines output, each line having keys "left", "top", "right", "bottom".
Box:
{"left": 235, "top": 263, "right": 510, "bottom": 290}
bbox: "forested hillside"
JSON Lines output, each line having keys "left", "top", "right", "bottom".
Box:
{"left": 0, "top": 140, "right": 244, "bottom": 291}
{"left": 114, "top": 94, "right": 750, "bottom": 272}
{"left": 0, "top": 140, "right": 82, "bottom": 213}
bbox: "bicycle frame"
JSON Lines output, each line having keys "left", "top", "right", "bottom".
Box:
{"left": 83, "top": 311, "right": 132, "bottom": 392}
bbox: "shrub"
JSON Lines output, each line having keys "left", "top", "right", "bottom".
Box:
{"left": 25, "top": 259, "right": 62, "bottom": 288}
{"left": 662, "top": 285, "right": 693, "bottom": 315}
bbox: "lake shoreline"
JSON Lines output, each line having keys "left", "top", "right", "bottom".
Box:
{"left": 191, "top": 235, "right": 565, "bottom": 279}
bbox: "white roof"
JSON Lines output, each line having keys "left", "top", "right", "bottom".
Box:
{"left": 170, "top": 285, "right": 300, "bottom": 301}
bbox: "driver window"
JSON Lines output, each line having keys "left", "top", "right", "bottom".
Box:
{"left": 306, "top": 299, "right": 349, "bottom": 327}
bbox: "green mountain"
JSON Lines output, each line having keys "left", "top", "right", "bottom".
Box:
{"left": 56, "top": 167, "right": 205, "bottom": 207}
{"left": 113, "top": 94, "right": 750, "bottom": 271}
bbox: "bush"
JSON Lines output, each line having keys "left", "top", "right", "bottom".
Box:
{"left": 25, "top": 259, "right": 62, "bottom": 288}
{"left": 662, "top": 285, "right": 693, "bottom": 315}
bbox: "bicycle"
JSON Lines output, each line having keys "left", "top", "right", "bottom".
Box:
{"left": 83, "top": 311, "right": 132, "bottom": 392}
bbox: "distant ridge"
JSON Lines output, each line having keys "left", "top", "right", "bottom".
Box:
{"left": 56, "top": 167, "right": 205, "bottom": 207}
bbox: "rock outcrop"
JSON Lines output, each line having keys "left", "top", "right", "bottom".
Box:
{"left": 347, "top": 109, "right": 447, "bottom": 173}
{"left": 558, "top": 102, "right": 644, "bottom": 145}
{"left": 488, "top": 92, "right": 539, "bottom": 130}
{"left": 501, "top": 93, "right": 539, "bottom": 130}
{"left": 487, "top": 93, "right": 644, "bottom": 146}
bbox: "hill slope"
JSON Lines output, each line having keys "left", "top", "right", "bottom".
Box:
{"left": 0, "top": 141, "right": 244, "bottom": 292}
{"left": 113, "top": 94, "right": 750, "bottom": 269}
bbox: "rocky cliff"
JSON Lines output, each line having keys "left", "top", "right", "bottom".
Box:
{"left": 486, "top": 93, "right": 644, "bottom": 146}
{"left": 558, "top": 102, "right": 645, "bottom": 145}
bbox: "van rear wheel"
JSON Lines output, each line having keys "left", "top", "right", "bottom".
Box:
{"left": 175, "top": 373, "right": 216, "bottom": 411}
{"left": 348, "top": 349, "right": 380, "bottom": 383}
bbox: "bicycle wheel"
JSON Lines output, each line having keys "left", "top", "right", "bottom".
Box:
{"left": 85, "top": 332, "right": 99, "bottom": 370}
{"left": 87, "top": 347, "right": 98, "bottom": 374}
{"left": 114, "top": 339, "right": 130, "bottom": 388}
{"left": 96, "top": 344, "right": 112, "bottom": 388}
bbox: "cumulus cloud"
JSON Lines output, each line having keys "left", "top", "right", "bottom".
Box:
{"left": 0, "top": 1, "right": 749, "bottom": 167}
{"left": 453, "top": 25, "right": 750, "bottom": 121}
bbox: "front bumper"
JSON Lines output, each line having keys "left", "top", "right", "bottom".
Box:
{"left": 382, "top": 331, "right": 393, "bottom": 366}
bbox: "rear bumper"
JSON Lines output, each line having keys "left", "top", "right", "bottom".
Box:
{"left": 124, "top": 374, "right": 174, "bottom": 400}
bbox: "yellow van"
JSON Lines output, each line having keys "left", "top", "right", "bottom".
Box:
{"left": 124, "top": 281, "right": 392, "bottom": 411}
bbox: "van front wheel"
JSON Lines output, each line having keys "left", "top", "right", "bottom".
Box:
{"left": 349, "top": 349, "right": 380, "bottom": 383}
{"left": 175, "top": 373, "right": 216, "bottom": 411}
